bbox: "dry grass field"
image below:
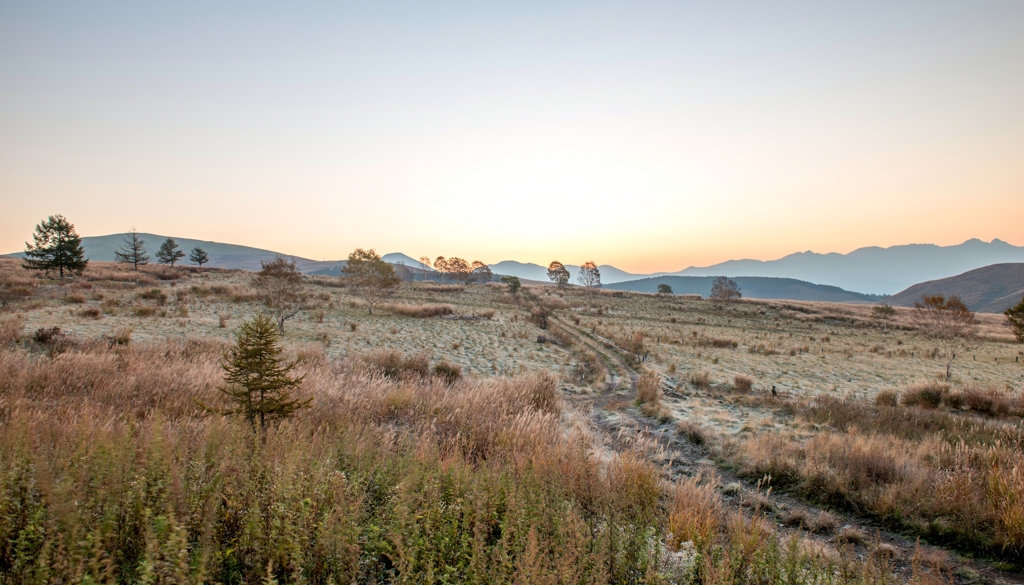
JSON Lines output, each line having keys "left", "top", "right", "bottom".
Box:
{"left": 2, "top": 257, "right": 1023, "bottom": 583}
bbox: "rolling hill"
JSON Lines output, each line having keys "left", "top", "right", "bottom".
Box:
{"left": 605, "top": 276, "right": 882, "bottom": 303}
{"left": 886, "top": 263, "right": 1024, "bottom": 314}
{"left": 4, "top": 233, "right": 347, "bottom": 274}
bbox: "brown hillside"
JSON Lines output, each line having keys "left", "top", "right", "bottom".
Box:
{"left": 887, "top": 263, "right": 1024, "bottom": 313}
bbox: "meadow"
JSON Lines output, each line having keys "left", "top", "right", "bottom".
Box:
{"left": 1, "top": 258, "right": 1022, "bottom": 584}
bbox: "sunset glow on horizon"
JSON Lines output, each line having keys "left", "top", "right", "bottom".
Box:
{"left": 2, "top": 1, "right": 1022, "bottom": 273}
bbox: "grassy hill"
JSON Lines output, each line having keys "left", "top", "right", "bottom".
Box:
{"left": 5, "top": 233, "right": 346, "bottom": 273}
{"left": 887, "top": 263, "right": 1024, "bottom": 314}
{"left": 605, "top": 275, "right": 883, "bottom": 303}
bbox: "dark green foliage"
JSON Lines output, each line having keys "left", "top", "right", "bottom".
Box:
{"left": 500, "top": 275, "right": 521, "bottom": 296}
{"left": 155, "top": 238, "right": 185, "bottom": 266}
{"left": 189, "top": 247, "right": 209, "bottom": 267}
{"left": 114, "top": 228, "right": 149, "bottom": 270}
{"left": 22, "top": 215, "right": 88, "bottom": 279}
{"left": 1006, "top": 296, "right": 1024, "bottom": 343}
{"left": 220, "top": 313, "right": 310, "bottom": 430}
{"left": 657, "top": 283, "right": 673, "bottom": 295}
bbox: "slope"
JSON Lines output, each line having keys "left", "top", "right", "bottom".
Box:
{"left": 887, "top": 263, "right": 1024, "bottom": 314}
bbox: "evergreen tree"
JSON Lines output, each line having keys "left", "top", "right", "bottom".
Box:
{"left": 189, "top": 247, "right": 210, "bottom": 267}
{"left": 220, "top": 313, "right": 310, "bottom": 431}
{"left": 155, "top": 238, "right": 186, "bottom": 266}
{"left": 22, "top": 215, "right": 89, "bottom": 279}
{"left": 114, "top": 228, "right": 149, "bottom": 270}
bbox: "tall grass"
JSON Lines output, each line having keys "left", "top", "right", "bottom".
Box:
{"left": 0, "top": 336, "right": 892, "bottom": 583}
{"left": 723, "top": 392, "right": 1024, "bottom": 562}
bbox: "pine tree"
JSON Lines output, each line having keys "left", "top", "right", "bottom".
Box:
{"left": 189, "top": 247, "right": 209, "bottom": 267}
{"left": 155, "top": 238, "right": 186, "bottom": 266}
{"left": 22, "top": 215, "right": 89, "bottom": 279}
{"left": 114, "top": 228, "right": 149, "bottom": 270}
{"left": 220, "top": 313, "right": 310, "bottom": 431}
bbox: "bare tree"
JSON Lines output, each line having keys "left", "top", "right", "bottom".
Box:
{"left": 577, "top": 261, "right": 601, "bottom": 306}
{"left": 114, "top": 228, "right": 149, "bottom": 271}
{"left": 471, "top": 261, "right": 493, "bottom": 283}
{"left": 434, "top": 256, "right": 450, "bottom": 284}
{"left": 547, "top": 261, "right": 570, "bottom": 288}
{"left": 710, "top": 276, "right": 741, "bottom": 301}
{"left": 913, "top": 294, "right": 977, "bottom": 381}
{"left": 252, "top": 257, "right": 306, "bottom": 333}
{"left": 342, "top": 248, "right": 401, "bottom": 314}
{"left": 418, "top": 256, "right": 433, "bottom": 282}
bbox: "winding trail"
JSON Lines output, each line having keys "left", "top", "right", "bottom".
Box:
{"left": 549, "top": 313, "right": 1024, "bottom": 585}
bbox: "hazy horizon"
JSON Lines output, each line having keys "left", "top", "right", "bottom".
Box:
{"left": 3, "top": 1, "right": 1023, "bottom": 273}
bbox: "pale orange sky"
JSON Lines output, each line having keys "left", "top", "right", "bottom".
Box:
{"left": 2, "top": 1, "right": 1022, "bottom": 272}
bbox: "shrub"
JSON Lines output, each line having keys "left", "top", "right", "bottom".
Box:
{"left": 359, "top": 349, "right": 431, "bottom": 379}
{"left": 138, "top": 288, "right": 168, "bottom": 305}
{"left": 688, "top": 369, "right": 712, "bottom": 390}
{"left": 875, "top": 389, "right": 899, "bottom": 407}
{"left": 0, "top": 316, "right": 24, "bottom": 347}
{"left": 733, "top": 374, "right": 753, "bottom": 392}
{"left": 77, "top": 306, "right": 102, "bottom": 319}
{"left": 66, "top": 293, "right": 86, "bottom": 304}
{"left": 963, "top": 385, "right": 1011, "bottom": 416}
{"left": 901, "top": 379, "right": 946, "bottom": 408}
{"left": 637, "top": 370, "right": 661, "bottom": 404}
{"left": 529, "top": 306, "right": 551, "bottom": 329}
{"left": 133, "top": 306, "right": 157, "bottom": 317}
{"left": 667, "top": 473, "right": 721, "bottom": 548}
{"left": 432, "top": 361, "right": 462, "bottom": 384}
{"left": 384, "top": 303, "right": 455, "bottom": 318}
{"left": 33, "top": 326, "right": 63, "bottom": 344}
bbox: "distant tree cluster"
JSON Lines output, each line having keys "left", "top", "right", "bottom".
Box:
{"left": 431, "top": 256, "right": 493, "bottom": 284}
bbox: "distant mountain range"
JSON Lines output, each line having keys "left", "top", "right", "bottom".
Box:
{"left": 604, "top": 276, "right": 884, "bottom": 303}
{"left": 887, "top": 263, "right": 1024, "bottom": 314}
{"left": 671, "top": 239, "right": 1024, "bottom": 295}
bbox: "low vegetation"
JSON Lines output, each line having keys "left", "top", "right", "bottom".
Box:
{"left": 3, "top": 246, "right": 1023, "bottom": 580}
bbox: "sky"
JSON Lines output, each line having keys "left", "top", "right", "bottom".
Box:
{"left": 1, "top": 1, "right": 1022, "bottom": 273}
